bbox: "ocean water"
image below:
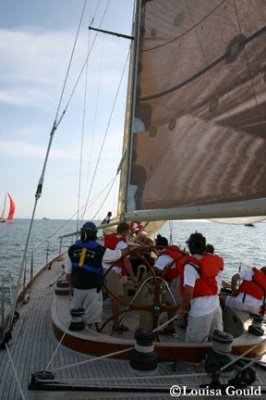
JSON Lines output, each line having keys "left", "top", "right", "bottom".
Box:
{"left": 0, "top": 219, "right": 265, "bottom": 292}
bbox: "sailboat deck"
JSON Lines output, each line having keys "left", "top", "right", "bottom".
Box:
{"left": 1, "top": 260, "right": 266, "bottom": 400}
{"left": 54, "top": 288, "right": 187, "bottom": 345}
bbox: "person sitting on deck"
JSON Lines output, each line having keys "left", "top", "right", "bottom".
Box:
{"left": 176, "top": 232, "right": 224, "bottom": 343}
{"left": 64, "top": 221, "right": 131, "bottom": 329}
{"left": 103, "top": 222, "right": 138, "bottom": 333}
{"left": 101, "top": 211, "right": 112, "bottom": 225}
{"left": 153, "top": 236, "right": 184, "bottom": 335}
{"left": 225, "top": 266, "right": 266, "bottom": 315}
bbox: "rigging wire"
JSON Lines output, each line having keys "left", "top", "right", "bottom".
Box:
{"left": 54, "top": 0, "right": 88, "bottom": 123}
{"left": 7, "top": 1, "right": 116, "bottom": 301}
{"left": 30, "top": 174, "right": 119, "bottom": 252}
{"left": 82, "top": 50, "right": 130, "bottom": 221}
{"left": 76, "top": 0, "right": 103, "bottom": 231}
{"left": 77, "top": 31, "right": 90, "bottom": 232}
{"left": 7, "top": 1, "right": 89, "bottom": 329}
{"left": 92, "top": 175, "right": 118, "bottom": 220}
{"left": 82, "top": 23, "right": 105, "bottom": 222}
{"left": 62, "top": 0, "right": 111, "bottom": 118}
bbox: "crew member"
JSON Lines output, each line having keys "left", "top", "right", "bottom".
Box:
{"left": 153, "top": 236, "right": 184, "bottom": 334}
{"left": 177, "top": 232, "right": 224, "bottom": 342}
{"left": 226, "top": 266, "right": 266, "bottom": 314}
{"left": 101, "top": 211, "right": 112, "bottom": 225}
{"left": 64, "top": 221, "right": 131, "bottom": 329}
{"left": 104, "top": 222, "right": 138, "bottom": 332}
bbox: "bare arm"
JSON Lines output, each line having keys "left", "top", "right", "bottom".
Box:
{"left": 177, "top": 285, "right": 194, "bottom": 315}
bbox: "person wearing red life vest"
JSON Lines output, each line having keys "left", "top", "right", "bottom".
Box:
{"left": 103, "top": 222, "right": 138, "bottom": 332}
{"left": 176, "top": 232, "right": 224, "bottom": 343}
{"left": 153, "top": 235, "right": 184, "bottom": 334}
{"left": 226, "top": 266, "right": 266, "bottom": 315}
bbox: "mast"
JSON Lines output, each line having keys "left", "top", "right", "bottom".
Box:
{"left": 117, "top": 0, "right": 142, "bottom": 220}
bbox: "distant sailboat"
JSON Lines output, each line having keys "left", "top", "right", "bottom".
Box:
{"left": 0, "top": 193, "right": 16, "bottom": 222}
{"left": 1, "top": 2, "right": 266, "bottom": 399}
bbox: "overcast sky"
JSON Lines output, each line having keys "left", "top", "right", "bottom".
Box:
{"left": 0, "top": 0, "right": 134, "bottom": 220}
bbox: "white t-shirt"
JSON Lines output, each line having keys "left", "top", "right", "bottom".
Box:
{"left": 102, "top": 239, "right": 128, "bottom": 273}
{"left": 154, "top": 254, "right": 173, "bottom": 271}
{"left": 184, "top": 255, "right": 220, "bottom": 318}
{"left": 235, "top": 269, "right": 263, "bottom": 308}
{"left": 64, "top": 247, "right": 122, "bottom": 274}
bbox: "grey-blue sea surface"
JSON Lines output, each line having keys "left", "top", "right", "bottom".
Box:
{"left": 0, "top": 219, "right": 265, "bottom": 288}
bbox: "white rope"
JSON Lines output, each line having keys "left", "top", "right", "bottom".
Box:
{"left": 50, "top": 337, "right": 266, "bottom": 384}
{"left": 152, "top": 314, "right": 180, "bottom": 334}
{"left": 36, "top": 371, "right": 207, "bottom": 385}
{"left": 5, "top": 344, "right": 27, "bottom": 400}
{"left": 45, "top": 324, "right": 71, "bottom": 371}
{"left": 51, "top": 345, "right": 134, "bottom": 372}
{"left": 240, "top": 350, "right": 266, "bottom": 371}
{"left": 220, "top": 336, "right": 266, "bottom": 372}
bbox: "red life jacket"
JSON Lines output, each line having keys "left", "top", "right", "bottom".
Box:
{"left": 179, "top": 254, "right": 224, "bottom": 298}
{"left": 238, "top": 268, "right": 266, "bottom": 300}
{"left": 160, "top": 245, "right": 184, "bottom": 280}
{"left": 104, "top": 232, "right": 126, "bottom": 276}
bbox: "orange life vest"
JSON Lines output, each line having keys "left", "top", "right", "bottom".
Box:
{"left": 104, "top": 232, "right": 126, "bottom": 275}
{"left": 179, "top": 254, "right": 224, "bottom": 298}
{"left": 238, "top": 268, "right": 266, "bottom": 300}
{"left": 160, "top": 245, "right": 184, "bottom": 280}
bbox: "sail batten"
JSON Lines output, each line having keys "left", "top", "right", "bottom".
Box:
{"left": 125, "top": 0, "right": 266, "bottom": 220}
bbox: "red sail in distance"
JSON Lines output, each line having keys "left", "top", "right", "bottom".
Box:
{"left": 7, "top": 193, "right": 15, "bottom": 221}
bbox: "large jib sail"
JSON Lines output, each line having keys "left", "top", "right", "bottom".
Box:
{"left": 125, "top": 0, "right": 266, "bottom": 221}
